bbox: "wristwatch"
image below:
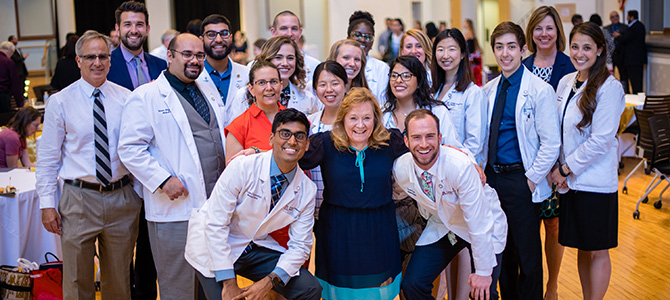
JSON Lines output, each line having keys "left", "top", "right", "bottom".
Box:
{"left": 268, "top": 273, "right": 284, "bottom": 288}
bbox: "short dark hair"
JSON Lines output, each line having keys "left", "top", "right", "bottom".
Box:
{"left": 404, "top": 108, "right": 440, "bottom": 136}
{"left": 186, "top": 19, "right": 203, "bottom": 37}
{"left": 115, "top": 1, "right": 148, "bottom": 25}
{"left": 394, "top": 18, "right": 404, "bottom": 30}
{"left": 589, "top": 14, "right": 603, "bottom": 26}
{"left": 272, "top": 108, "right": 309, "bottom": 133}
{"left": 7, "top": 35, "right": 15, "bottom": 41}
{"left": 490, "top": 21, "right": 525, "bottom": 49}
{"left": 628, "top": 10, "right": 639, "bottom": 20}
{"left": 201, "top": 14, "right": 231, "bottom": 36}
{"left": 348, "top": 11, "right": 376, "bottom": 36}
{"left": 7, "top": 106, "right": 41, "bottom": 139}
{"left": 273, "top": 10, "right": 301, "bottom": 29}
{"left": 571, "top": 14, "right": 583, "bottom": 25}
{"left": 312, "top": 60, "right": 348, "bottom": 91}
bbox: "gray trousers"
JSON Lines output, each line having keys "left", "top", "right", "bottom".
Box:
{"left": 60, "top": 183, "right": 141, "bottom": 300}
{"left": 147, "top": 220, "right": 195, "bottom": 300}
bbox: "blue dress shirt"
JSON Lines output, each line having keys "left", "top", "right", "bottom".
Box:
{"left": 495, "top": 66, "right": 524, "bottom": 164}
{"left": 204, "top": 59, "right": 233, "bottom": 104}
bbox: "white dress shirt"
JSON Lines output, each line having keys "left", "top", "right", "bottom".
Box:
{"left": 36, "top": 79, "right": 131, "bottom": 209}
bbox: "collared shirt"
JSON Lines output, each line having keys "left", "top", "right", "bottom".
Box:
{"left": 495, "top": 66, "right": 524, "bottom": 164}
{"left": 204, "top": 59, "right": 233, "bottom": 104}
{"left": 120, "top": 46, "right": 150, "bottom": 89}
{"left": 213, "top": 155, "right": 296, "bottom": 284}
{"left": 608, "top": 22, "right": 622, "bottom": 34}
{"left": 0, "top": 52, "right": 24, "bottom": 106}
{"left": 36, "top": 78, "right": 131, "bottom": 209}
{"left": 224, "top": 103, "right": 287, "bottom": 150}
{"left": 164, "top": 70, "right": 206, "bottom": 111}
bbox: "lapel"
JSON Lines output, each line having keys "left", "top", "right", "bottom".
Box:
{"left": 228, "top": 59, "right": 245, "bottom": 98}
{"left": 486, "top": 76, "right": 501, "bottom": 126}
{"left": 195, "top": 78, "right": 227, "bottom": 139}
{"left": 111, "top": 48, "right": 133, "bottom": 91}
{"left": 255, "top": 154, "right": 301, "bottom": 233}
{"left": 515, "top": 67, "right": 532, "bottom": 122}
{"left": 557, "top": 72, "right": 583, "bottom": 128}
{"left": 398, "top": 155, "right": 437, "bottom": 206}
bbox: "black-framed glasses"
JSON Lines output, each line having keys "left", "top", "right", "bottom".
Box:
{"left": 79, "top": 54, "right": 110, "bottom": 61}
{"left": 350, "top": 31, "right": 373, "bottom": 42}
{"left": 169, "top": 49, "right": 206, "bottom": 61}
{"left": 204, "top": 30, "right": 232, "bottom": 40}
{"left": 276, "top": 129, "right": 307, "bottom": 142}
{"left": 390, "top": 72, "right": 414, "bottom": 82}
{"left": 252, "top": 79, "right": 282, "bottom": 88}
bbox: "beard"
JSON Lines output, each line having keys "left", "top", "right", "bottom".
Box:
{"left": 204, "top": 41, "right": 232, "bottom": 60}
{"left": 184, "top": 63, "right": 202, "bottom": 79}
{"left": 121, "top": 33, "right": 145, "bottom": 51}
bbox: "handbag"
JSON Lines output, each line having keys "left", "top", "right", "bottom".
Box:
{"left": 29, "top": 253, "right": 62, "bottom": 300}
{"left": 0, "top": 265, "right": 31, "bottom": 300}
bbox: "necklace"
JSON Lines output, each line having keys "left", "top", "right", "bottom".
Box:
{"left": 572, "top": 72, "right": 582, "bottom": 93}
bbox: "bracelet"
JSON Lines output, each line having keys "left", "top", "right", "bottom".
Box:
{"left": 250, "top": 146, "right": 260, "bottom": 153}
{"left": 558, "top": 164, "right": 570, "bottom": 177}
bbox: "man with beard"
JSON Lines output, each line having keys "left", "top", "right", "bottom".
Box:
{"left": 197, "top": 14, "right": 249, "bottom": 128}
{"left": 118, "top": 33, "right": 227, "bottom": 300}
{"left": 110, "top": 29, "right": 120, "bottom": 51}
{"left": 108, "top": 1, "right": 166, "bottom": 91}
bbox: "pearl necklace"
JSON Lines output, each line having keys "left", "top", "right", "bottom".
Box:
{"left": 572, "top": 72, "right": 583, "bottom": 93}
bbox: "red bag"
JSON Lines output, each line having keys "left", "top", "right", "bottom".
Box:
{"left": 30, "top": 253, "right": 62, "bottom": 300}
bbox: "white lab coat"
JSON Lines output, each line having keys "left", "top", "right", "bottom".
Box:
{"left": 184, "top": 151, "right": 316, "bottom": 279}
{"left": 382, "top": 104, "right": 465, "bottom": 151}
{"left": 366, "top": 56, "right": 390, "bottom": 106}
{"left": 196, "top": 58, "right": 250, "bottom": 129}
{"left": 436, "top": 82, "right": 488, "bottom": 165}
{"left": 482, "top": 67, "right": 561, "bottom": 203}
{"left": 556, "top": 73, "right": 624, "bottom": 193}
{"left": 228, "top": 82, "right": 320, "bottom": 119}
{"left": 118, "top": 72, "right": 228, "bottom": 222}
{"left": 393, "top": 147, "right": 507, "bottom": 276}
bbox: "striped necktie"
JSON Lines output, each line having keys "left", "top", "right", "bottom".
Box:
{"left": 270, "top": 174, "right": 287, "bottom": 212}
{"left": 93, "top": 88, "right": 112, "bottom": 186}
{"left": 133, "top": 56, "right": 147, "bottom": 87}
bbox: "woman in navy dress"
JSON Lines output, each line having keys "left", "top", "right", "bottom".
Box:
{"left": 300, "top": 87, "right": 407, "bottom": 299}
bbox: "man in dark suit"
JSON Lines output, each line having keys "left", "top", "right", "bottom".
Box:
{"left": 605, "top": 11, "right": 628, "bottom": 81}
{"left": 7, "top": 35, "right": 28, "bottom": 97}
{"left": 108, "top": 1, "right": 166, "bottom": 92}
{"left": 614, "top": 10, "right": 646, "bottom": 94}
{"left": 107, "top": 2, "right": 166, "bottom": 299}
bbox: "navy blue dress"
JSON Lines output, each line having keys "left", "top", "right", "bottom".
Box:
{"left": 299, "top": 129, "right": 407, "bottom": 299}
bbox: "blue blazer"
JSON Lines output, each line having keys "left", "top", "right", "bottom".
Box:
{"left": 522, "top": 51, "right": 575, "bottom": 91}
{"left": 107, "top": 47, "right": 167, "bottom": 91}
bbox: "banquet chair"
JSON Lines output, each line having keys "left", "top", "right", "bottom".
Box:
{"left": 619, "top": 95, "right": 670, "bottom": 172}
{"left": 633, "top": 114, "right": 670, "bottom": 219}
{"left": 623, "top": 108, "right": 656, "bottom": 194}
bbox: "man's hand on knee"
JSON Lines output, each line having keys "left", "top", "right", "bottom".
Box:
{"left": 222, "top": 278, "right": 244, "bottom": 300}
{"left": 41, "top": 208, "right": 62, "bottom": 236}
{"left": 234, "top": 276, "right": 273, "bottom": 300}
{"left": 468, "top": 274, "right": 492, "bottom": 300}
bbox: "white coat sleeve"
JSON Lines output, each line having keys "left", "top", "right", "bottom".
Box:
{"left": 277, "top": 180, "right": 316, "bottom": 278}
{"left": 463, "top": 85, "right": 487, "bottom": 164}
{"left": 525, "top": 86, "right": 561, "bottom": 184}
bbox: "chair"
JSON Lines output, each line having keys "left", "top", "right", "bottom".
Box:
{"left": 634, "top": 114, "right": 670, "bottom": 218}
{"left": 622, "top": 109, "right": 656, "bottom": 194}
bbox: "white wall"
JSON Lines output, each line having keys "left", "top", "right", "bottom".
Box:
{"left": 145, "top": 0, "right": 173, "bottom": 51}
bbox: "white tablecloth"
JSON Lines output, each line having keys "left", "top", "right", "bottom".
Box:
{"left": 0, "top": 169, "right": 62, "bottom": 266}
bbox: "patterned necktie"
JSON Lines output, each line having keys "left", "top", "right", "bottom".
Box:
{"left": 133, "top": 56, "right": 147, "bottom": 86}
{"left": 93, "top": 89, "right": 112, "bottom": 186}
{"left": 420, "top": 171, "right": 434, "bottom": 201}
{"left": 270, "top": 174, "right": 287, "bottom": 212}
{"left": 186, "top": 84, "right": 211, "bottom": 124}
{"left": 488, "top": 79, "right": 511, "bottom": 165}
{"left": 280, "top": 85, "right": 291, "bottom": 107}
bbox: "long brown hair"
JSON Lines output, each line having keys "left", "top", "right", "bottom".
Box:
{"left": 255, "top": 36, "right": 306, "bottom": 89}
{"left": 327, "top": 39, "right": 369, "bottom": 89}
{"left": 331, "top": 87, "right": 389, "bottom": 152}
{"left": 570, "top": 22, "right": 609, "bottom": 131}
{"left": 7, "top": 106, "right": 41, "bottom": 139}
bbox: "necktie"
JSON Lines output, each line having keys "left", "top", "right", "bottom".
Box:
{"left": 186, "top": 84, "right": 211, "bottom": 124}
{"left": 133, "top": 56, "right": 147, "bottom": 86}
{"left": 270, "top": 174, "right": 288, "bottom": 212}
{"left": 487, "top": 79, "right": 511, "bottom": 166}
{"left": 421, "top": 171, "right": 434, "bottom": 201}
{"left": 93, "top": 89, "right": 112, "bottom": 186}
{"left": 280, "top": 85, "right": 291, "bottom": 107}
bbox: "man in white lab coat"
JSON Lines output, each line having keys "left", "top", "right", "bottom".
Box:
{"left": 118, "top": 33, "right": 227, "bottom": 300}
{"left": 185, "top": 108, "right": 321, "bottom": 300}
{"left": 394, "top": 109, "right": 507, "bottom": 300}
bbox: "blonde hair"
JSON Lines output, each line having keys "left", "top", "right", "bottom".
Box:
{"left": 256, "top": 35, "right": 306, "bottom": 89}
{"left": 331, "top": 87, "right": 389, "bottom": 152}
{"left": 327, "top": 39, "right": 369, "bottom": 89}
{"left": 525, "top": 6, "right": 566, "bottom": 53}
{"left": 400, "top": 29, "right": 433, "bottom": 69}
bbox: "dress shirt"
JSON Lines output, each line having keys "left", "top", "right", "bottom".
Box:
{"left": 120, "top": 46, "right": 150, "bottom": 89}
{"left": 204, "top": 60, "right": 233, "bottom": 105}
{"left": 0, "top": 52, "right": 24, "bottom": 106}
{"left": 495, "top": 66, "right": 523, "bottom": 164}
{"left": 164, "top": 70, "right": 206, "bottom": 110}
{"left": 382, "top": 104, "right": 465, "bottom": 153}
{"left": 36, "top": 79, "right": 131, "bottom": 209}
{"left": 149, "top": 44, "right": 168, "bottom": 62}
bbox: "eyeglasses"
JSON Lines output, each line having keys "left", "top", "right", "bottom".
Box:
{"left": 204, "top": 30, "right": 232, "bottom": 40}
{"left": 350, "top": 31, "right": 373, "bottom": 42}
{"left": 390, "top": 72, "right": 414, "bottom": 82}
{"left": 79, "top": 54, "right": 110, "bottom": 62}
{"left": 252, "top": 79, "right": 282, "bottom": 88}
{"left": 275, "top": 129, "right": 307, "bottom": 142}
{"left": 170, "top": 49, "right": 206, "bottom": 61}
{"left": 30, "top": 122, "right": 40, "bottom": 128}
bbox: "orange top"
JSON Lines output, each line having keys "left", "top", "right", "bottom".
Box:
{"left": 224, "top": 103, "right": 287, "bottom": 150}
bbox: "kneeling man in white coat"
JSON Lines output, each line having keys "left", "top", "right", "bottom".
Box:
{"left": 185, "top": 108, "right": 322, "bottom": 300}
{"left": 394, "top": 109, "right": 508, "bottom": 300}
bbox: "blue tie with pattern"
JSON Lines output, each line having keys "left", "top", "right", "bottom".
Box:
{"left": 270, "top": 174, "right": 287, "bottom": 212}
{"left": 186, "top": 84, "right": 210, "bottom": 124}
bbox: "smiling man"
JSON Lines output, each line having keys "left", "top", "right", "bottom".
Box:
{"left": 108, "top": 1, "right": 166, "bottom": 91}
{"left": 394, "top": 109, "right": 507, "bottom": 300}
{"left": 118, "top": 33, "right": 227, "bottom": 300}
{"left": 185, "top": 108, "right": 321, "bottom": 300}
{"left": 482, "top": 22, "right": 560, "bottom": 300}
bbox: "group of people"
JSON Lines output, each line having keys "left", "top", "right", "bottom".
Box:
{"left": 30, "top": 1, "right": 624, "bottom": 300}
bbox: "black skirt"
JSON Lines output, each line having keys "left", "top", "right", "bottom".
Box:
{"left": 558, "top": 190, "right": 618, "bottom": 251}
